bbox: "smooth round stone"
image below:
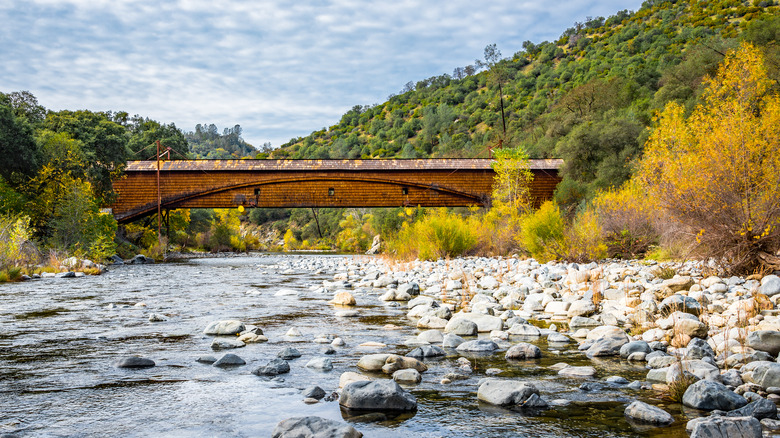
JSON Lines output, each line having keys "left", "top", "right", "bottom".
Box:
{"left": 558, "top": 366, "right": 596, "bottom": 378}
{"left": 606, "top": 376, "right": 629, "bottom": 384}
{"left": 442, "top": 333, "right": 465, "bottom": 348}
{"left": 305, "top": 357, "right": 333, "bottom": 371}
{"left": 505, "top": 342, "right": 542, "bottom": 360}
{"left": 196, "top": 355, "right": 217, "bottom": 364}
{"left": 211, "top": 338, "right": 245, "bottom": 350}
{"left": 213, "top": 353, "right": 246, "bottom": 367}
{"left": 393, "top": 368, "right": 422, "bottom": 384}
{"left": 331, "top": 337, "right": 345, "bottom": 346}
{"left": 116, "top": 357, "right": 155, "bottom": 368}
{"left": 456, "top": 339, "right": 498, "bottom": 352}
{"left": 627, "top": 352, "right": 647, "bottom": 361}
{"left": 624, "top": 400, "right": 674, "bottom": 425}
{"left": 303, "top": 385, "right": 326, "bottom": 400}
{"left": 285, "top": 328, "right": 302, "bottom": 337}
{"left": 417, "top": 329, "right": 444, "bottom": 344}
{"left": 278, "top": 347, "right": 302, "bottom": 360}
{"left": 203, "top": 320, "right": 245, "bottom": 335}
{"left": 547, "top": 333, "right": 570, "bottom": 344}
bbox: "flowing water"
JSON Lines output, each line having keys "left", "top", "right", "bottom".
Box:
{"left": 0, "top": 255, "right": 692, "bottom": 437}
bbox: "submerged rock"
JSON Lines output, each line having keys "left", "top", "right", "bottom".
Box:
{"left": 272, "top": 416, "right": 362, "bottom": 438}
{"left": 624, "top": 400, "right": 674, "bottom": 426}
{"left": 253, "top": 358, "right": 291, "bottom": 376}
{"left": 203, "top": 320, "right": 245, "bottom": 335}
{"left": 213, "top": 353, "right": 246, "bottom": 367}
{"left": 340, "top": 380, "right": 417, "bottom": 412}
{"left": 116, "top": 357, "right": 155, "bottom": 368}
{"left": 477, "top": 379, "right": 545, "bottom": 408}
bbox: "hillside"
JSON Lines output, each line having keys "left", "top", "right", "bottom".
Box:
{"left": 270, "top": 0, "right": 780, "bottom": 207}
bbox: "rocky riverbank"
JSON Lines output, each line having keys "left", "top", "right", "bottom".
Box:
{"left": 185, "top": 255, "right": 780, "bottom": 437}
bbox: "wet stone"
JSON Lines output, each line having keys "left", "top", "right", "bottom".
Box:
{"left": 116, "top": 357, "right": 155, "bottom": 368}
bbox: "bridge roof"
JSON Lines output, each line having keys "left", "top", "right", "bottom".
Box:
{"left": 125, "top": 158, "right": 564, "bottom": 172}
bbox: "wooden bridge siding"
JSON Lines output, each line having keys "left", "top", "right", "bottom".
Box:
{"left": 111, "top": 166, "right": 561, "bottom": 223}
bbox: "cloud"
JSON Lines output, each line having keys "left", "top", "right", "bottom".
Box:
{"left": 0, "top": 0, "right": 643, "bottom": 147}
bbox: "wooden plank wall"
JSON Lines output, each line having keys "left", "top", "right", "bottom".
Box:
{"left": 111, "top": 166, "right": 561, "bottom": 223}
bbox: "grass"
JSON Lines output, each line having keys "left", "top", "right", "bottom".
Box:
{"left": 656, "top": 265, "right": 677, "bottom": 280}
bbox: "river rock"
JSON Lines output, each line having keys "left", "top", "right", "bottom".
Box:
{"left": 567, "top": 300, "right": 596, "bottom": 317}
{"left": 417, "top": 315, "right": 448, "bottom": 329}
{"left": 682, "top": 380, "right": 748, "bottom": 411}
{"left": 393, "top": 368, "right": 422, "bottom": 384}
{"left": 381, "top": 355, "right": 427, "bottom": 374}
{"left": 477, "top": 379, "right": 543, "bottom": 407}
{"left": 743, "top": 361, "right": 780, "bottom": 388}
{"left": 558, "top": 366, "right": 596, "bottom": 378}
{"left": 620, "top": 341, "right": 651, "bottom": 358}
{"left": 674, "top": 317, "right": 708, "bottom": 339}
{"left": 507, "top": 323, "right": 541, "bottom": 337}
{"left": 271, "top": 416, "right": 363, "bottom": 438}
{"left": 417, "top": 329, "right": 444, "bottom": 344}
{"left": 505, "top": 342, "right": 541, "bottom": 360}
{"left": 340, "top": 371, "right": 371, "bottom": 388}
{"left": 340, "top": 380, "right": 417, "bottom": 412}
{"left": 380, "top": 289, "right": 412, "bottom": 301}
{"left": 569, "top": 316, "right": 600, "bottom": 331}
{"left": 306, "top": 357, "right": 333, "bottom": 371}
{"left": 398, "top": 282, "right": 419, "bottom": 296}
{"left": 407, "top": 345, "right": 446, "bottom": 358}
{"left": 278, "top": 347, "right": 302, "bottom": 360}
{"left": 456, "top": 339, "right": 498, "bottom": 353}
{"left": 686, "top": 337, "right": 715, "bottom": 360}
{"left": 357, "top": 354, "right": 391, "bottom": 371}
{"left": 196, "top": 355, "right": 217, "bottom": 364}
{"left": 548, "top": 333, "right": 570, "bottom": 344}
{"left": 238, "top": 332, "right": 268, "bottom": 343}
{"left": 585, "top": 326, "right": 630, "bottom": 357}
{"left": 148, "top": 313, "right": 166, "bottom": 322}
{"left": 203, "top": 320, "right": 245, "bottom": 335}
{"left": 212, "top": 353, "right": 245, "bottom": 367}
{"left": 211, "top": 338, "right": 245, "bottom": 350}
{"left": 624, "top": 400, "right": 674, "bottom": 426}
{"left": 116, "top": 357, "right": 155, "bottom": 368}
{"left": 451, "top": 314, "right": 503, "bottom": 332}
{"left": 303, "top": 385, "right": 326, "bottom": 400}
{"left": 253, "top": 358, "right": 291, "bottom": 376}
{"left": 747, "top": 330, "right": 780, "bottom": 356}
{"left": 442, "top": 333, "right": 465, "bottom": 348}
{"left": 725, "top": 398, "right": 778, "bottom": 420}
{"left": 444, "top": 318, "right": 478, "bottom": 336}
{"left": 331, "top": 291, "right": 356, "bottom": 306}
{"left": 659, "top": 294, "right": 702, "bottom": 316}
{"left": 687, "top": 415, "right": 761, "bottom": 438}
{"left": 761, "top": 275, "right": 780, "bottom": 297}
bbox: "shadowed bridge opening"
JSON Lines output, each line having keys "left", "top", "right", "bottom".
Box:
{"left": 109, "top": 159, "right": 563, "bottom": 224}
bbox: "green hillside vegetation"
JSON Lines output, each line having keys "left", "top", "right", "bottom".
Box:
{"left": 272, "top": 0, "right": 780, "bottom": 208}
{"left": 185, "top": 123, "right": 260, "bottom": 159}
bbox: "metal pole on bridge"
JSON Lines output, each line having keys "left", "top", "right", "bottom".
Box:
{"left": 156, "top": 140, "right": 162, "bottom": 247}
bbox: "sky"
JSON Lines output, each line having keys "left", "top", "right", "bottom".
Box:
{"left": 1, "top": 0, "right": 644, "bottom": 149}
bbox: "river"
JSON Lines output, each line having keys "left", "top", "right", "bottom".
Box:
{"left": 0, "top": 254, "right": 689, "bottom": 437}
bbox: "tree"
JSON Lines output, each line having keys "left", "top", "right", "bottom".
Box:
{"left": 637, "top": 43, "right": 780, "bottom": 273}
{"left": 44, "top": 110, "right": 128, "bottom": 203}
{"left": 476, "top": 44, "right": 509, "bottom": 142}
{"left": 126, "top": 117, "right": 188, "bottom": 160}
{"left": 0, "top": 105, "right": 39, "bottom": 185}
{"left": 0, "top": 91, "right": 46, "bottom": 125}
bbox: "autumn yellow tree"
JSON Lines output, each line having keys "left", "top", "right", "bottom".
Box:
{"left": 638, "top": 43, "right": 780, "bottom": 272}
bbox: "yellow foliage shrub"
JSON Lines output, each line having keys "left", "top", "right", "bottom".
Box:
{"left": 637, "top": 43, "right": 780, "bottom": 273}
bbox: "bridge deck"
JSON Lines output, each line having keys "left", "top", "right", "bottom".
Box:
{"left": 111, "top": 159, "right": 563, "bottom": 223}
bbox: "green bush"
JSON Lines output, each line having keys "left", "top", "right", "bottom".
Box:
{"left": 519, "top": 201, "right": 566, "bottom": 263}
{"left": 391, "top": 208, "right": 477, "bottom": 260}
